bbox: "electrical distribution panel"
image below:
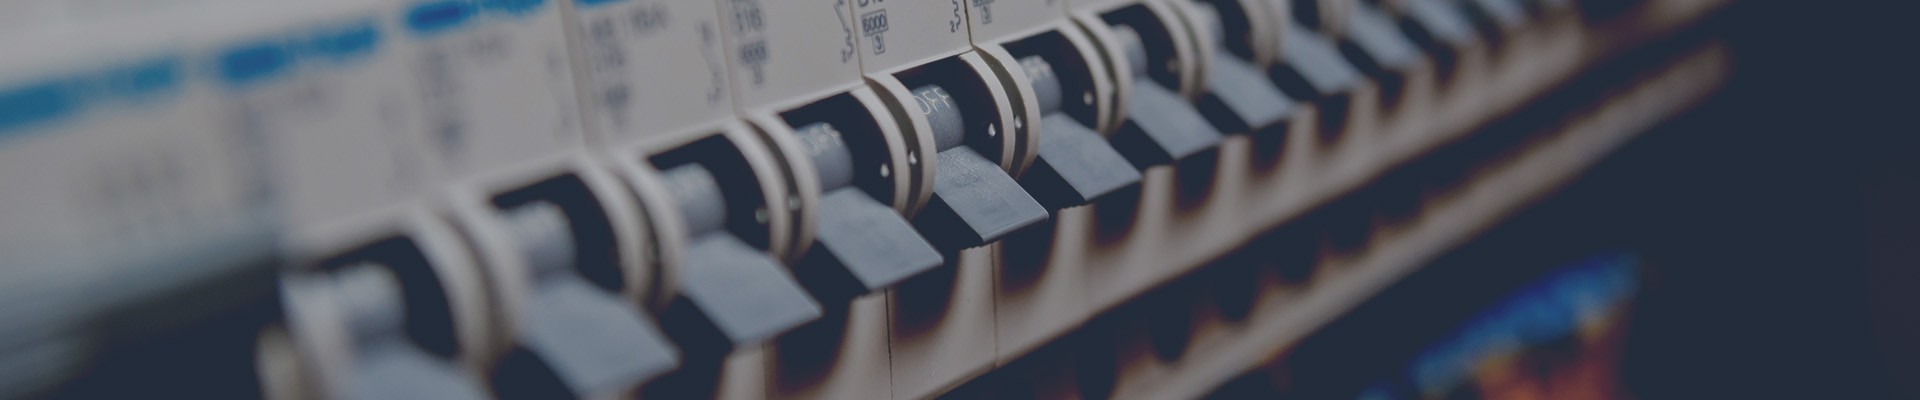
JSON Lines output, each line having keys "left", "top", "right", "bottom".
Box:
{"left": 0, "top": 0, "right": 1730, "bottom": 398}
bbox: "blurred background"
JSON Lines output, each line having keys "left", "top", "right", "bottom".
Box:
{"left": 1202, "top": 0, "right": 1920, "bottom": 397}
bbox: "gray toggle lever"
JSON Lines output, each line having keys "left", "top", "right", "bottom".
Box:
{"left": 284, "top": 265, "right": 489, "bottom": 400}
{"left": 792, "top": 122, "right": 942, "bottom": 299}
{"left": 659, "top": 164, "right": 821, "bottom": 352}
{"left": 1406, "top": 0, "right": 1482, "bottom": 50}
{"left": 910, "top": 84, "right": 1049, "bottom": 251}
{"left": 1275, "top": 24, "right": 1364, "bottom": 102}
{"left": 1106, "top": 25, "right": 1224, "bottom": 167}
{"left": 1014, "top": 55, "right": 1140, "bottom": 209}
{"left": 1344, "top": 3, "right": 1425, "bottom": 75}
{"left": 1191, "top": 4, "right": 1296, "bottom": 133}
{"left": 1470, "top": 0, "right": 1530, "bottom": 30}
{"left": 489, "top": 203, "right": 678, "bottom": 399}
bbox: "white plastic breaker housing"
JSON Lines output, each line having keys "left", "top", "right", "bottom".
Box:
{"left": 0, "top": 20, "right": 265, "bottom": 267}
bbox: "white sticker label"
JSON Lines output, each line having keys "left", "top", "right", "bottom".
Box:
{"left": 398, "top": 0, "right": 584, "bottom": 179}
{"left": 208, "top": 16, "right": 432, "bottom": 230}
{"left": 715, "top": 0, "right": 863, "bottom": 110}
{"left": 568, "top": 0, "right": 733, "bottom": 145}
{"left": 0, "top": 53, "right": 263, "bottom": 257}
{"left": 967, "top": 0, "right": 1066, "bottom": 43}
{"left": 850, "top": 0, "right": 972, "bottom": 72}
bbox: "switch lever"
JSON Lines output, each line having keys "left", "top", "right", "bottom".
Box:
{"left": 281, "top": 265, "right": 489, "bottom": 400}
{"left": 1105, "top": 25, "right": 1224, "bottom": 168}
{"left": 1340, "top": 2, "right": 1425, "bottom": 96}
{"left": 1014, "top": 55, "right": 1142, "bottom": 209}
{"left": 1273, "top": 24, "right": 1364, "bottom": 103}
{"left": 486, "top": 203, "right": 678, "bottom": 398}
{"left": 792, "top": 122, "right": 944, "bottom": 300}
{"left": 1405, "top": 0, "right": 1482, "bottom": 52}
{"left": 1190, "top": 4, "right": 1295, "bottom": 134}
{"left": 658, "top": 164, "right": 822, "bottom": 353}
{"left": 910, "top": 85, "right": 1050, "bottom": 251}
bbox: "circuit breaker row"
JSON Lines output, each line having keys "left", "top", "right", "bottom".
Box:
{"left": 0, "top": 0, "right": 1673, "bottom": 398}
{"left": 951, "top": 38, "right": 1733, "bottom": 398}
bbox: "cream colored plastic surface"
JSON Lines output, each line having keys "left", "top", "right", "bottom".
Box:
{"left": 767, "top": 294, "right": 892, "bottom": 400}
{"left": 888, "top": 245, "right": 1000, "bottom": 400}
{"left": 860, "top": 76, "right": 941, "bottom": 215}
{"left": 967, "top": 0, "right": 1070, "bottom": 43}
{"left": 714, "top": 0, "right": 866, "bottom": 111}
{"left": 1068, "top": 0, "right": 1133, "bottom": 13}
{"left": 968, "top": 46, "right": 1044, "bottom": 174}
{"left": 1165, "top": 0, "right": 1216, "bottom": 96}
{"left": 171, "top": 0, "right": 437, "bottom": 252}
{"left": 1060, "top": 7, "right": 1136, "bottom": 129}
{"left": 0, "top": 23, "right": 260, "bottom": 262}
{"left": 1256, "top": 0, "right": 1291, "bottom": 56}
{"left": 564, "top": 0, "right": 735, "bottom": 148}
{"left": 847, "top": 0, "right": 973, "bottom": 72}
{"left": 391, "top": 0, "right": 585, "bottom": 182}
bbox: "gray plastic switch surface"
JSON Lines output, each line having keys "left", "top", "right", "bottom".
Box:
{"left": 656, "top": 164, "right": 822, "bottom": 349}
{"left": 915, "top": 85, "right": 970, "bottom": 152}
{"left": 911, "top": 83, "right": 1050, "bottom": 250}
{"left": 330, "top": 264, "right": 407, "bottom": 348}
{"left": 1207, "top": 56, "right": 1296, "bottom": 130}
{"left": 1189, "top": 4, "right": 1294, "bottom": 132}
{"left": 1279, "top": 24, "right": 1364, "bottom": 99}
{"left": 794, "top": 123, "right": 858, "bottom": 192}
{"left": 510, "top": 278, "right": 679, "bottom": 398}
{"left": 492, "top": 203, "right": 678, "bottom": 398}
{"left": 1022, "top": 56, "right": 1067, "bottom": 115}
{"left": 1119, "top": 82, "right": 1226, "bottom": 165}
{"left": 500, "top": 203, "right": 576, "bottom": 279}
{"left": 662, "top": 165, "right": 729, "bottom": 237}
{"left": 1105, "top": 25, "right": 1224, "bottom": 166}
{"left": 1407, "top": 0, "right": 1482, "bottom": 49}
{"left": 807, "top": 189, "right": 945, "bottom": 294}
{"left": 792, "top": 122, "right": 944, "bottom": 297}
{"left": 918, "top": 146, "right": 1050, "bottom": 250}
{"left": 1110, "top": 26, "right": 1150, "bottom": 79}
{"left": 677, "top": 234, "right": 823, "bottom": 346}
{"left": 1029, "top": 114, "right": 1144, "bottom": 208}
{"left": 1345, "top": 3, "right": 1425, "bottom": 72}
{"left": 1017, "top": 56, "right": 1141, "bottom": 209}
{"left": 294, "top": 266, "right": 488, "bottom": 400}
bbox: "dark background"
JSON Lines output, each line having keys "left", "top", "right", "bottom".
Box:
{"left": 1252, "top": 0, "right": 1920, "bottom": 398}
